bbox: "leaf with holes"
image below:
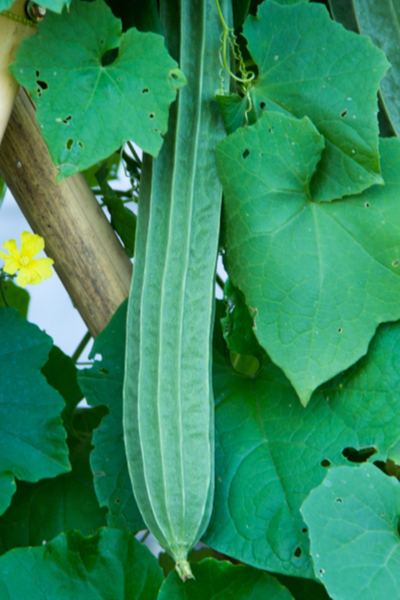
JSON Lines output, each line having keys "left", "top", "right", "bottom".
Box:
{"left": 302, "top": 464, "right": 400, "bottom": 600}
{"left": 11, "top": 0, "right": 186, "bottom": 179}
{"left": 78, "top": 301, "right": 145, "bottom": 535}
{"left": 218, "top": 111, "right": 400, "bottom": 404}
{"left": 221, "top": 0, "right": 389, "bottom": 201}
{"left": 204, "top": 313, "right": 400, "bottom": 578}
{"left": 0, "top": 308, "right": 70, "bottom": 516}
{"left": 0, "top": 527, "right": 163, "bottom": 599}
{"left": 159, "top": 558, "right": 295, "bottom": 599}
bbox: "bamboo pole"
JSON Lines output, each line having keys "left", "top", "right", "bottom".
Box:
{"left": 0, "top": 87, "right": 133, "bottom": 337}
{"left": 0, "top": 0, "right": 36, "bottom": 145}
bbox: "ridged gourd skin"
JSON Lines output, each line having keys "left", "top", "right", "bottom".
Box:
{"left": 123, "top": 0, "right": 230, "bottom": 582}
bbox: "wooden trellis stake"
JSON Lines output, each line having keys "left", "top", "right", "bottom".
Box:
{"left": 0, "top": 0, "right": 36, "bottom": 145}
{"left": 0, "top": 87, "right": 133, "bottom": 337}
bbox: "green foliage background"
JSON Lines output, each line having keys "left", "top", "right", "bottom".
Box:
{"left": 1, "top": 0, "right": 400, "bottom": 597}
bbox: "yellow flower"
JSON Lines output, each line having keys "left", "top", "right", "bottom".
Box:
{"left": 0, "top": 231, "right": 54, "bottom": 287}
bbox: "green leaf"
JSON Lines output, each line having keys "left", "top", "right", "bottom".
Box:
{"left": 0, "top": 527, "right": 163, "bottom": 599}
{"left": 41, "top": 346, "right": 83, "bottom": 433}
{"left": 218, "top": 113, "right": 400, "bottom": 403}
{"left": 78, "top": 301, "right": 145, "bottom": 534}
{"left": 0, "top": 281, "right": 30, "bottom": 319}
{"left": 11, "top": 0, "right": 186, "bottom": 179}
{"left": 159, "top": 559, "right": 295, "bottom": 599}
{"left": 204, "top": 316, "right": 400, "bottom": 578}
{"left": 0, "top": 434, "right": 107, "bottom": 555}
{"left": 238, "top": 0, "right": 389, "bottom": 201}
{"left": 0, "top": 308, "right": 69, "bottom": 515}
{"left": 301, "top": 464, "right": 400, "bottom": 599}
{"left": 0, "top": 0, "right": 70, "bottom": 12}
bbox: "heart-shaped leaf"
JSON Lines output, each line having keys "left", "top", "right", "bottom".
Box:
{"left": 11, "top": 0, "right": 186, "bottom": 179}
{"left": 218, "top": 111, "right": 400, "bottom": 403}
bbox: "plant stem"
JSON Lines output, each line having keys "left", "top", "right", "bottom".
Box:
{"left": 72, "top": 330, "right": 92, "bottom": 363}
{"left": 216, "top": 273, "right": 225, "bottom": 292}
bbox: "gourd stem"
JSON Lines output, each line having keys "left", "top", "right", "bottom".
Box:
{"left": 175, "top": 560, "right": 195, "bottom": 582}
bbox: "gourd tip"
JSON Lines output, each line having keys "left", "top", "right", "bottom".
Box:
{"left": 175, "top": 559, "right": 195, "bottom": 582}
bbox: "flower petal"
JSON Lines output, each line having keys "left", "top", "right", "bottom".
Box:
{"left": 2, "top": 257, "right": 20, "bottom": 275}
{"left": 20, "top": 231, "right": 44, "bottom": 258}
{"left": 30, "top": 257, "right": 54, "bottom": 282}
{"left": 15, "top": 269, "right": 32, "bottom": 287}
{"left": 2, "top": 239, "right": 20, "bottom": 259}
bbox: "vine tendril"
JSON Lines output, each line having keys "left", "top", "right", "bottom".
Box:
{"left": 215, "top": 0, "right": 255, "bottom": 89}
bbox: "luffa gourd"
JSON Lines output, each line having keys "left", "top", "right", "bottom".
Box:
{"left": 123, "top": 0, "right": 230, "bottom": 581}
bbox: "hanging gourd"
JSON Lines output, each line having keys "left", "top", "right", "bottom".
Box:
{"left": 123, "top": 0, "right": 231, "bottom": 582}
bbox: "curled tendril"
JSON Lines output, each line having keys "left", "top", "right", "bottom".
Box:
{"left": 215, "top": 0, "right": 255, "bottom": 88}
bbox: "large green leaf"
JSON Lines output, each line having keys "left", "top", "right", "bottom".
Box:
{"left": 11, "top": 0, "right": 186, "bottom": 179}
{"left": 0, "top": 308, "right": 69, "bottom": 515}
{"left": 328, "top": 0, "right": 400, "bottom": 137}
{"left": 159, "top": 559, "right": 294, "bottom": 599}
{"left": 0, "top": 527, "right": 163, "bottom": 599}
{"left": 229, "top": 0, "right": 389, "bottom": 201}
{"left": 302, "top": 464, "right": 400, "bottom": 600}
{"left": 0, "top": 434, "right": 107, "bottom": 555}
{"left": 218, "top": 113, "right": 400, "bottom": 404}
{"left": 204, "top": 315, "right": 400, "bottom": 578}
{"left": 78, "top": 301, "right": 145, "bottom": 534}
{"left": 0, "top": 0, "right": 70, "bottom": 11}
